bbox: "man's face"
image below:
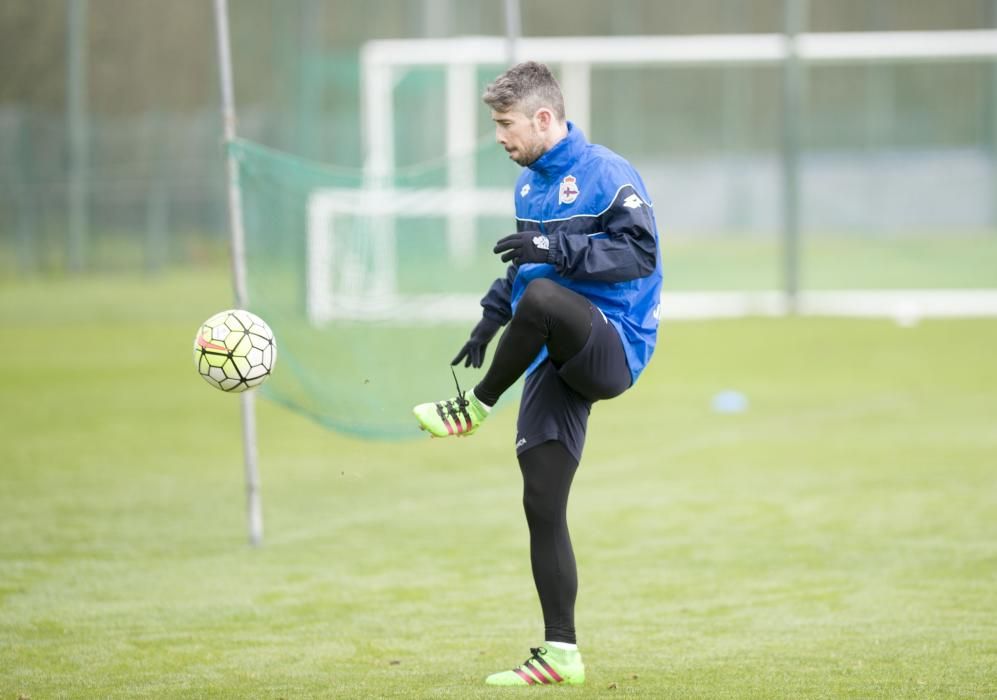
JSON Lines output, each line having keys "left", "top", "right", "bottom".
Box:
{"left": 491, "top": 108, "right": 545, "bottom": 166}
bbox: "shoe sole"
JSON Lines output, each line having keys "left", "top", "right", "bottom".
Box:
{"left": 417, "top": 424, "right": 476, "bottom": 439}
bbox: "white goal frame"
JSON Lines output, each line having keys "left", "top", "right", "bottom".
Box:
{"left": 306, "top": 30, "right": 997, "bottom": 323}
{"left": 306, "top": 186, "right": 510, "bottom": 323}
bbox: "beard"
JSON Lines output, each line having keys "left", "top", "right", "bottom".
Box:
{"left": 509, "top": 127, "right": 546, "bottom": 166}
{"left": 511, "top": 144, "right": 544, "bottom": 166}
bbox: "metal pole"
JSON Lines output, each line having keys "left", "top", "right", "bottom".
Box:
{"left": 15, "top": 109, "right": 38, "bottom": 273}
{"left": 212, "top": 0, "right": 263, "bottom": 548}
{"left": 66, "top": 0, "right": 88, "bottom": 273}
{"left": 722, "top": 1, "right": 750, "bottom": 231}
{"left": 781, "top": 0, "right": 806, "bottom": 313}
{"left": 990, "top": 0, "right": 997, "bottom": 228}
{"left": 422, "top": 0, "right": 452, "bottom": 38}
{"left": 504, "top": 0, "right": 521, "bottom": 65}
{"left": 864, "top": 1, "right": 893, "bottom": 237}
{"left": 144, "top": 112, "right": 168, "bottom": 273}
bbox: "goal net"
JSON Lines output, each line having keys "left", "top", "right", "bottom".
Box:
{"left": 231, "top": 137, "right": 518, "bottom": 438}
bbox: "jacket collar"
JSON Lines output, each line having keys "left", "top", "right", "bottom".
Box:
{"left": 527, "top": 121, "right": 586, "bottom": 179}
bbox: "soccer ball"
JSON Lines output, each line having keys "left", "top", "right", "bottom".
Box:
{"left": 193, "top": 309, "right": 277, "bottom": 393}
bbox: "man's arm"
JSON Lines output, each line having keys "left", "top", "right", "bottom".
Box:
{"left": 547, "top": 185, "right": 657, "bottom": 283}
{"left": 452, "top": 265, "right": 515, "bottom": 367}
{"left": 480, "top": 262, "right": 517, "bottom": 324}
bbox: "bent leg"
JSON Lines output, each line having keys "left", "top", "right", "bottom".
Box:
{"left": 475, "top": 279, "right": 593, "bottom": 406}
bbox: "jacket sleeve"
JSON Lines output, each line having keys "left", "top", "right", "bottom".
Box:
{"left": 546, "top": 184, "right": 657, "bottom": 283}
{"left": 479, "top": 263, "right": 516, "bottom": 325}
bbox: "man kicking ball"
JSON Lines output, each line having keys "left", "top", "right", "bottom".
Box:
{"left": 413, "top": 61, "right": 663, "bottom": 687}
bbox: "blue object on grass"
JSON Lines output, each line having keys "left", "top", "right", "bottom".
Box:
{"left": 712, "top": 390, "right": 749, "bottom": 414}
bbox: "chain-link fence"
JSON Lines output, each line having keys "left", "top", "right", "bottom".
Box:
{"left": 2, "top": 0, "right": 996, "bottom": 289}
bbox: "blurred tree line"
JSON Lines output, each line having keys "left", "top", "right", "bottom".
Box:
{"left": 0, "top": 0, "right": 994, "bottom": 275}
{"left": 1, "top": 0, "right": 992, "bottom": 115}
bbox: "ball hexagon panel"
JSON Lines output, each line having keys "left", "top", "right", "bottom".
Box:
{"left": 233, "top": 356, "right": 251, "bottom": 377}
{"left": 219, "top": 358, "right": 241, "bottom": 380}
{"left": 204, "top": 351, "right": 228, "bottom": 368}
{"left": 245, "top": 364, "right": 268, "bottom": 380}
{"left": 233, "top": 335, "right": 253, "bottom": 358}
{"left": 225, "top": 314, "right": 246, "bottom": 333}
{"left": 224, "top": 330, "right": 245, "bottom": 352}
{"left": 246, "top": 347, "right": 263, "bottom": 366}
{"left": 219, "top": 376, "right": 243, "bottom": 392}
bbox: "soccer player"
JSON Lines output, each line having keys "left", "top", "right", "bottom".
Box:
{"left": 413, "top": 61, "right": 662, "bottom": 687}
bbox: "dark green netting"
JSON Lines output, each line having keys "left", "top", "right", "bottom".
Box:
{"left": 231, "top": 137, "right": 520, "bottom": 439}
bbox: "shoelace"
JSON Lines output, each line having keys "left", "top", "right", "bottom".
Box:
{"left": 524, "top": 647, "right": 546, "bottom": 666}
{"left": 450, "top": 366, "right": 466, "bottom": 405}
{"left": 435, "top": 367, "right": 472, "bottom": 432}
{"left": 512, "top": 647, "right": 564, "bottom": 684}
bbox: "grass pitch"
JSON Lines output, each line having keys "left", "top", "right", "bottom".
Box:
{"left": 1, "top": 270, "right": 995, "bottom": 698}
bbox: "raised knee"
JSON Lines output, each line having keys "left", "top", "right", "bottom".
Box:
{"left": 518, "top": 278, "right": 559, "bottom": 315}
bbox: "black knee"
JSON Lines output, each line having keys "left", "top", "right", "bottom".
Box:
{"left": 515, "top": 278, "right": 561, "bottom": 327}
{"left": 520, "top": 441, "right": 577, "bottom": 527}
{"left": 522, "top": 473, "right": 561, "bottom": 527}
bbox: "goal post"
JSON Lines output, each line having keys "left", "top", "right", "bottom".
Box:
{"left": 302, "top": 29, "right": 997, "bottom": 322}
{"left": 306, "top": 186, "right": 511, "bottom": 324}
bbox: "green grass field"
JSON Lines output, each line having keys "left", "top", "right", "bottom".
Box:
{"left": 1, "top": 270, "right": 996, "bottom": 698}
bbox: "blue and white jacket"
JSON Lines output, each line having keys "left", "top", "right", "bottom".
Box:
{"left": 480, "top": 122, "right": 663, "bottom": 385}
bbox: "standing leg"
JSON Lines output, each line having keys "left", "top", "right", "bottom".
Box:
{"left": 483, "top": 438, "right": 587, "bottom": 685}
{"left": 518, "top": 440, "right": 580, "bottom": 644}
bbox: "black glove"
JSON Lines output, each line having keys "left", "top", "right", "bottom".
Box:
{"left": 451, "top": 317, "right": 502, "bottom": 368}
{"left": 493, "top": 230, "right": 551, "bottom": 265}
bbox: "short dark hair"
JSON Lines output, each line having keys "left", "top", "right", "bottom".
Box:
{"left": 482, "top": 61, "right": 566, "bottom": 121}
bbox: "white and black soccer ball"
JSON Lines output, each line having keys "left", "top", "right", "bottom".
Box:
{"left": 193, "top": 309, "right": 277, "bottom": 393}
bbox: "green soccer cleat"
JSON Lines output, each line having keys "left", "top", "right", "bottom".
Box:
{"left": 484, "top": 646, "right": 585, "bottom": 686}
{"left": 412, "top": 389, "right": 488, "bottom": 438}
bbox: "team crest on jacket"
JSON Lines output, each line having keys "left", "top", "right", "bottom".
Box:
{"left": 558, "top": 175, "right": 580, "bottom": 205}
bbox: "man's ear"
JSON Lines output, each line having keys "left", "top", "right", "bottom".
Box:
{"left": 534, "top": 108, "right": 554, "bottom": 131}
